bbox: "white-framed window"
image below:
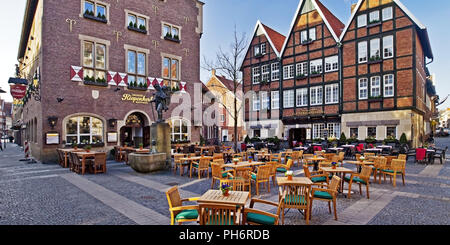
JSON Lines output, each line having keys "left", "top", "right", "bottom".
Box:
{"left": 357, "top": 14, "right": 367, "bottom": 28}
{"left": 83, "top": 41, "right": 107, "bottom": 83}
{"left": 325, "top": 84, "right": 339, "bottom": 104}
{"left": 163, "top": 23, "right": 180, "bottom": 40}
{"left": 313, "top": 123, "right": 326, "bottom": 139}
{"left": 386, "top": 126, "right": 397, "bottom": 138}
{"left": 271, "top": 91, "right": 280, "bottom": 110}
{"left": 327, "top": 123, "right": 341, "bottom": 138}
{"left": 371, "top": 76, "right": 381, "bottom": 97}
{"left": 252, "top": 93, "right": 260, "bottom": 111}
{"left": 128, "top": 13, "right": 147, "bottom": 32}
{"left": 261, "top": 92, "right": 270, "bottom": 110}
{"left": 383, "top": 35, "right": 394, "bottom": 59}
{"left": 382, "top": 7, "right": 393, "bottom": 21}
{"left": 325, "top": 56, "right": 339, "bottom": 72}
{"left": 309, "top": 28, "right": 316, "bottom": 41}
{"left": 300, "top": 28, "right": 316, "bottom": 44}
{"left": 310, "top": 86, "right": 323, "bottom": 106}
{"left": 254, "top": 43, "right": 266, "bottom": 56}
{"left": 310, "top": 59, "right": 323, "bottom": 74}
{"left": 369, "top": 10, "right": 380, "bottom": 23}
{"left": 358, "top": 41, "right": 367, "bottom": 63}
{"left": 252, "top": 67, "right": 260, "bottom": 84}
{"left": 283, "top": 90, "right": 295, "bottom": 108}
{"left": 296, "top": 88, "right": 308, "bottom": 107}
{"left": 84, "top": 1, "right": 107, "bottom": 21}
{"left": 359, "top": 78, "right": 368, "bottom": 100}
{"left": 66, "top": 116, "right": 104, "bottom": 144}
{"left": 261, "top": 43, "right": 267, "bottom": 54}
{"left": 271, "top": 63, "right": 280, "bottom": 81}
{"left": 283, "top": 65, "right": 295, "bottom": 79}
{"left": 301, "top": 30, "right": 308, "bottom": 43}
{"left": 170, "top": 118, "right": 190, "bottom": 142}
{"left": 370, "top": 38, "right": 381, "bottom": 60}
{"left": 384, "top": 74, "right": 394, "bottom": 97}
{"left": 127, "top": 50, "right": 147, "bottom": 86}
{"left": 296, "top": 62, "right": 308, "bottom": 76}
{"left": 261, "top": 64, "right": 270, "bottom": 82}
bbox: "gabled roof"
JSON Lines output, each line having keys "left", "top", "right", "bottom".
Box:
{"left": 216, "top": 75, "right": 242, "bottom": 93}
{"left": 280, "top": 0, "right": 344, "bottom": 56}
{"left": 239, "top": 20, "right": 286, "bottom": 70}
{"left": 339, "top": 0, "right": 433, "bottom": 59}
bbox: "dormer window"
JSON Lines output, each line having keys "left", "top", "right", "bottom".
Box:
{"left": 301, "top": 28, "right": 316, "bottom": 45}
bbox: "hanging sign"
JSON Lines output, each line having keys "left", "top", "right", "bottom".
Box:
{"left": 10, "top": 84, "right": 27, "bottom": 100}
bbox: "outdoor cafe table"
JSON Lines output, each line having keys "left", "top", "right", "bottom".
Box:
{"left": 328, "top": 147, "right": 344, "bottom": 152}
{"left": 341, "top": 145, "right": 355, "bottom": 148}
{"left": 320, "top": 167, "right": 355, "bottom": 196}
{"left": 365, "top": 148, "right": 382, "bottom": 153}
{"left": 223, "top": 161, "right": 265, "bottom": 170}
{"left": 255, "top": 153, "right": 271, "bottom": 161}
{"left": 276, "top": 177, "right": 313, "bottom": 186}
{"left": 58, "top": 148, "right": 84, "bottom": 168}
{"left": 294, "top": 146, "right": 308, "bottom": 151}
{"left": 75, "top": 151, "right": 100, "bottom": 175}
{"left": 304, "top": 156, "right": 326, "bottom": 171}
{"left": 198, "top": 190, "right": 250, "bottom": 207}
{"left": 345, "top": 160, "right": 375, "bottom": 173}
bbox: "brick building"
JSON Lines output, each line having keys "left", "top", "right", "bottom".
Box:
{"left": 16, "top": 0, "right": 204, "bottom": 163}
{"left": 242, "top": 0, "right": 433, "bottom": 148}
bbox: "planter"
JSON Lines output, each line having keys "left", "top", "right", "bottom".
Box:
{"left": 164, "top": 36, "right": 181, "bottom": 43}
{"left": 367, "top": 22, "right": 381, "bottom": 28}
{"left": 368, "top": 97, "right": 383, "bottom": 102}
{"left": 254, "top": 53, "right": 264, "bottom": 59}
{"left": 83, "top": 13, "right": 107, "bottom": 23}
{"left": 127, "top": 26, "right": 147, "bottom": 34}
{"left": 287, "top": 175, "right": 293, "bottom": 181}
{"left": 368, "top": 59, "right": 382, "bottom": 65}
{"left": 129, "top": 153, "right": 168, "bottom": 173}
{"left": 310, "top": 73, "right": 322, "bottom": 78}
{"left": 84, "top": 80, "right": 108, "bottom": 87}
{"left": 128, "top": 85, "right": 148, "bottom": 91}
{"left": 301, "top": 40, "right": 314, "bottom": 45}
{"left": 222, "top": 189, "right": 230, "bottom": 197}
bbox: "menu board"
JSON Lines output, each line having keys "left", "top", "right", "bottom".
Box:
{"left": 46, "top": 133, "right": 60, "bottom": 145}
{"left": 107, "top": 132, "right": 118, "bottom": 143}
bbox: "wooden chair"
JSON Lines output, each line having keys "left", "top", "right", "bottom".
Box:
{"left": 324, "top": 153, "right": 335, "bottom": 161}
{"left": 289, "top": 151, "right": 300, "bottom": 167}
{"left": 398, "top": 154, "right": 407, "bottom": 161}
{"left": 213, "top": 153, "right": 224, "bottom": 161}
{"left": 70, "top": 152, "right": 83, "bottom": 174}
{"left": 364, "top": 152, "right": 376, "bottom": 158}
{"left": 303, "top": 165, "right": 329, "bottom": 187}
{"left": 113, "top": 146, "right": 121, "bottom": 162}
{"left": 198, "top": 203, "right": 241, "bottom": 225}
{"left": 314, "top": 151, "right": 325, "bottom": 156}
{"left": 232, "top": 167, "right": 252, "bottom": 195}
{"left": 190, "top": 157, "right": 211, "bottom": 179}
{"left": 251, "top": 165, "right": 272, "bottom": 196}
{"left": 166, "top": 186, "right": 200, "bottom": 225}
{"left": 318, "top": 161, "right": 332, "bottom": 168}
{"left": 243, "top": 196, "right": 285, "bottom": 225}
{"left": 276, "top": 159, "right": 293, "bottom": 173}
{"left": 211, "top": 163, "right": 235, "bottom": 189}
{"left": 343, "top": 166, "right": 372, "bottom": 199}
{"left": 91, "top": 152, "right": 107, "bottom": 174}
{"left": 338, "top": 152, "right": 345, "bottom": 165}
{"left": 270, "top": 153, "right": 282, "bottom": 163}
{"left": 310, "top": 175, "right": 341, "bottom": 221}
{"left": 173, "top": 154, "right": 187, "bottom": 176}
{"left": 279, "top": 183, "right": 312, "bottom": 225}
{"left": 302, "top": 154, "right": 315, "bottom": 167}
{"left": 219, "top": 179, "right": 246, "bottom": 192}
{"left": 372, "top": 157, "right": 387, "bottom": 183}
{"left": 266, "top": 161, "right": 278, "bottom": 187}
{"left": 212, "top": 158, "right": 225, "bottom": 166}
{"left": 381, "top": 159, "right": 406, "bottom": 187}
{"left": 56, "top": 149, "right": 65, "bottom": 167}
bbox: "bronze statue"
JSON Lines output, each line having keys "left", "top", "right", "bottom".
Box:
{"left": 151, "top": 83, "right": 172, "bottom": 123}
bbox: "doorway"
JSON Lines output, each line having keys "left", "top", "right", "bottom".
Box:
{"left": 289, "top": 128, "right": 306, "bottom": 146}
{"left": 120, "top": 112, "right": 150, "bottom": 147}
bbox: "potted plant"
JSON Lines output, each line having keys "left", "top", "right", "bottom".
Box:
{"left": 400, "top": 133, "right": 408, "bottom": 146}
{"left": 248, "top": 156, "right": 253, "bottom": 163}
{"left": 84, "top": 145, "right": 92, "bottom": 153}
{"left": 72, "top": 143, "right": 78, "bottom": 150}
{"left": 139, "top": 143, "right": 144, "bottom": 150}
{"left": 233, "top": 158, "right": 240, "bottom": 165}
{"left": 359, "top": 156, "right": 365, "bottom": 162}
{"left": 285, "top": 171, "right": 294, "bottom": 181}
{"left": 340, "top": 132, "right": 347, "bottom": 145}
{"left": 220, "top": 184, "right": 232, "bottom": 197}
{"left": 331, "top": 162, "right": 338, "bottom": 169}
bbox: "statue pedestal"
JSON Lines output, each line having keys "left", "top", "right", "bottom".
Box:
{"left": 151, "top": 122, "right": 171, "bottom": 165}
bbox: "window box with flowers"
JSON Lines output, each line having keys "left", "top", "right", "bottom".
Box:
{"left": 127, "top": 81, "right": 149, "bottom": 91}
{"left": 254, "top": 53, "right": 264, "bottom": 59}
{"left": 310, "top": 71, "right": 322, "bottom": 78}
{"left": 368, "top": 55, "right": 382, "bottom": 64}
{"left": 83, "top": 10, "right": 107, "bottom": 23}
{"left": 302, "top": 38, "right": 314, "bottom": 45}
{"left": 83, "top": 75, "right": 108, "bottom": 87}
{"left": 128, "top": 22, "right": 147, "bottom": 34}
{"left": 164, "top": 32, "right": 181, "bottom": 43}
{"left": 296, "top": 74, "right": 307, "bottom": 80}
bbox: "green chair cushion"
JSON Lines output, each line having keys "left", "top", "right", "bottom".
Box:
{"left": 246, "top": 212, "right": 276, "bottom": 225}
{"left": 175, "top": 209, "right": 198, "bottom": 221}
{"left": 273, "top": 159, "right": 279, "bottom": 162}
{"left": 311, "top": 176, "right": 327, "bottom": 183}
{"left": 284, "top": 194, "right": 307, "bottom": 205}
{"left": 192, "top": 164, "right": 199, "bottom": 168}
{"left": 344, "top": 176, "right": 367, "bottom": 185}
{"left": 222, "top": 172, "right": 229, "bottom": 178}
{"left": 313, "top": 191, "right": 332, "bottom": 200}
{"left": 382, "top": 170, "right": 403, "bottom": 174}
{"left": 276, "top": 168, "right": 287, "bottom": 173}
{"left": 251, "top": 174, "right": 257, "bottom": 181}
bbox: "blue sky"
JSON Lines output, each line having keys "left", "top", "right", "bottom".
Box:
{"left": 1, "top": 0, "right": 448, "bottom": 109}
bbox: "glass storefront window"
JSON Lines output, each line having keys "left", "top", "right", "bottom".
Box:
{"left": 66, "top": 116, "right": 104, "bottom": 144}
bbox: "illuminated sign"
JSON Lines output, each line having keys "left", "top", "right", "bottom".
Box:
{"left": 121, "top": 94, "right": 153, "bottom": 104}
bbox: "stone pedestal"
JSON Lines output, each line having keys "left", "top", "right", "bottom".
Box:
{"left": 129, "top": 153, "right": 167, "bottom": 173}
{"left": 150, "top": 122, "right": 171, "bottom": 163}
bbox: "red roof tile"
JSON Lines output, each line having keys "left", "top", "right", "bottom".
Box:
{"left": 315, "top": 0, "right": 345, "bottom": 38}
{"left": 216, "top": 75, "right": 242, "bottom": 92}
{"left": 261, "top": 23, "right": 286, "bottom": 53}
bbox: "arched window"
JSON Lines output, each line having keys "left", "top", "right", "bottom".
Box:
{"left": 169, "top": 118, "right": 190, "bottom": 142}
{"left": 66, "top": 116, "right": 103, "bottom": 144}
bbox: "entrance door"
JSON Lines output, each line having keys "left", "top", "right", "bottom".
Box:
{"left": 143, "top": 126, "right": 151, "bottom": 147}
{"left": 120, "top": 127, "right": 133, "bottom": 146}
{"left": 289, "top": 128, "right": 306, "bottom": 147}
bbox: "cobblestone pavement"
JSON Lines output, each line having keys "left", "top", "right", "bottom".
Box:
{"left": 0, "top": 138, "right": 449, "bottom": 225}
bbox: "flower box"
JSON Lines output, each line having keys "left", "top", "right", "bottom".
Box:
{"left": 83, "top": 80, "right": 108, "bottom": 87}
{"left": 296, "top": 74, "right": 307, "bottom": 80}
{"left": 164, "top": 36, "right": 181, "bottom": 43}
{"left": 367, "top": 21, "right": 381, "bottom": 28}
{"left": 127, "top": 85, "right": 149, "bottom": 91}
{"left": 310, "top": 73, "right": 322, "bottom": 78}
{"left": 127, "top": 25, "right": 147, "bottom": 34}
{"left": 83, "top": 13, "right": 107, "bottom": 23}
{"left": 368, "top": 58, "right": 382, "bottom": 65}
{"left": 254, "top": 53, "right": 264, "bottom": 59}
{"left": 301, "top": 39, "right": 314, "bottom": 45}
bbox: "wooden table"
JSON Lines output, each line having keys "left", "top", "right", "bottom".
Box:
{"left": 255, "top": 153, "right": 271, "bottom": 161}
{"left": 345, "top": 161, "right": 375, "bottom": 173}
{"left": 58, "top": 148, "right": 84, "bottom": 168}
{"left": 223, "top": 161, "right": 265, "bottom": 169}
{"left": 277, "top": 177, "right": 313, "bottom": 186}
{"left": 320, "top": 167, "right": 355, "bottom": 196}
{"left": 328, "top": 147, "right": 344, "bottom": 152}
{"left": 304, "top": 157, "right": 326, "bottom": 171}
{"left": 198, "top": 190, "right": 250, "bottom": 207}
{"left": 75, "top": 151, "right": 100, "bottom": 175}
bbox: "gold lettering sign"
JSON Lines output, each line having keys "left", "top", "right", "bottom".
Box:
{"left": 121, "top": 94, "right": 152, "bottom": 104}
{"left": 295, "top": 108, "right": 324, "bottom": 116}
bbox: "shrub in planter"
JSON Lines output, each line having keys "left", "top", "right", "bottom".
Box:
{"left": 313, "top": 138, "right": 322, "bottom": 143}
{"left": 365, "top": 136, "right": 377, "bottom": 144}
{"left": 383, "top": 135, "right": 398, "bottom": 145}
{"left": 347, "top": 137, "right": 358, "bottom": 144}
{"left": 250, "top": 137, "right": 261, "bottom": 143}
{"left": 244, "top": 135, "right": 251, "bottom": 144}
{"left": 400, "top": 133, "right": 408, "bottom": 145}
{"left": 340, "top": 132, "right": 347, "bottom": 144}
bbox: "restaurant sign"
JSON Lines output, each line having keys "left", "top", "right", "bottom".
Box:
{"left": 10, "top": 84, "right": 27, "bottom": 100}
{"left": 295, "top": 108, "right": 324, "bottom": 116}
{"left": 121, "top": 94, "right": 153, "bottom": 104}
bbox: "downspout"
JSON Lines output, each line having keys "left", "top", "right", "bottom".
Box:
{"left": 337, "top": 42, "right": 343, "bottom": 125}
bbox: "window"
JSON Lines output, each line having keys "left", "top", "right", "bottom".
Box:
{"left": 260, "top": 92, "right": 270, "bottom": 110}
{"left": 221, "top": 114, "right": 225, "bottom": 122}
{"left": 253, "top": 129, "right": 261, "bottom": 138}
{"left": 328, "top": 123, "right": 341, "bottom": 138}
{"left": 66, "top": 116, "right": 104, "bottom": 144}
{"left": 387, "top": 126, "right": 397, "bottom": 138}
{"left": 300, "top": 28, "right": 316, "bottom": 43}
{"left": 83, "top": 41, "right": 106, "bottom": 83}
{"left": 253, "top": 93, "right": 260, "bottom": 111}
{"left": 371, "top": 76, "right": 381, "bottom": 97}
{"left": 252, "top": 67, "right": 260, "bottom": 84}
{"left": 283, "top": 90, "right": 294, "bottom": 108}
{"left": 128, "top": 14, "right": 147, "bottom": 31}
{"left": 163, "top": 57, "right": 179, "bottom": 81}
{"left": 359, "top": 78, "right": 368, "bottom": 99}
{"left": 313, "top": 124, "right": 326, "bottom": 139}
{"left": 309, "top": 28, "right": 316, "bottom": 41}
{"left": 296, "top": 62, "right": 308, "bottom": 76}
{"left": 367, "top": 127, "right": 377, "bottom": 138}
{"left": 261, "top": 43, "right": 267, "bottom": 54}
{"left": 283, "top": 65, "right": 295, "bottom": 79}
{"left": 84, "top": 1, "right": 107, "bottom": 21}
{"left": 369, "top": 11, "right": 380, "bottom": 23}
{"left": 271, "top": 91, "right": 280, "bottom": 110}
{"left": 310, "top": 86, "right": 323, "bottom": 106}
{"left": 310, "top": 59, "right": 323, "bottom": 74}
{"left": 350, "top": 128, "right": 359, "bottom": 139}
{"left": 254, "top": 43, "right": 266, "bottom": 56}
{"left": 271, "top": 63, "right": 280, "bottom": 81}
{"left": 296, "top": 88, "right": 308, "bottom": 107}
{"left": 384, "top": 74, "right": 394, "bottom": 97}
{"left": 163, "top": 23, "right": 180, "bottom": 41}
{"left": 325, "top": 84, "right": 339, "bottom": 104}
{"left": 127, "top": 50, "right": 146, "bottom": 86}
{"left": 301, "top": 30, "right": 308, "bottom": 43}
{"left": 382, "top": 7, "right": 393, "bottom": 21}
{"left": 357, "top": 14, "right": 367, "bottom": 28}
{"left": 170, "top": 119, "right": 189, "bottom": 142}
{"left": 358, "top": 41, "right": 368, "bottom": 63}
{"left": 383, "top": 36, "right": 394, "bottom": 59}
{"left": 370, "top": 38, "right": 381, "bottom": 60}
{"left": 325, "top": 56, "right": 339, "bottom": 72}
{"left": 261, "top": 64, "right": 270, "bottom": 82}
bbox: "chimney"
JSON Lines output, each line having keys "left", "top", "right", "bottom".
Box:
{"left": 212, "top": 69, "right": 216, "bottom": 76}
{"left": 351, "top": 3, "right": 357, "bottom": 14}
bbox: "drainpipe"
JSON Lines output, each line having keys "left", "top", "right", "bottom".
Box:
{"left": 337, "top": 42, "right": 343, "bottom": 128}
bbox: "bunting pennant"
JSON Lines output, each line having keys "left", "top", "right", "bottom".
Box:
{"left": 70, "top": 66, "right": 83, "bottom": 82}
{"left": 180, "top": 81, "right": 187, "bottom": 93}
{"left": 107, "top": 71, "right": 118, "bottom": 86}
{"left": 116, "top": 73, "right": 128, "bottom": 87}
